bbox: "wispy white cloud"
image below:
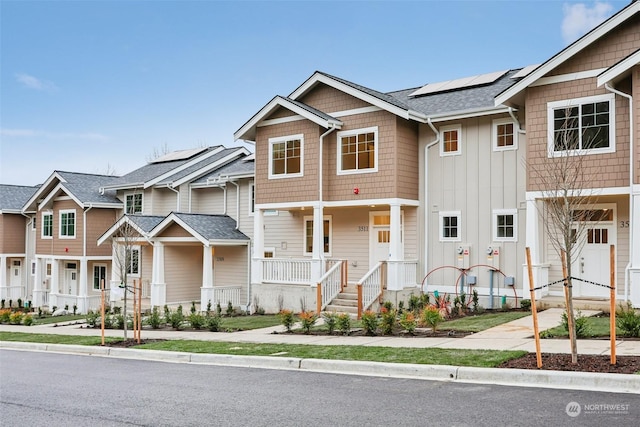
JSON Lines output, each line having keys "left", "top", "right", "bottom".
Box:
{"left": 15, "top": 73, "right": 59, "bottom": 91}
{"left": 0, "top": 128, "right": 108, "bottom": 141}
{"left": 561, "top": 2, "right": 614, "bottom": 44}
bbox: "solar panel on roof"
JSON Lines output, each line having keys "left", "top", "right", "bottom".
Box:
{"left": 409, "top": 70, "right": 509, "bottom": 97}
{"left": 150, "top": 147, "right": 207, "bottom": 164}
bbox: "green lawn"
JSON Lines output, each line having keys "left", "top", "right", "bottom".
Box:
{"left": 542, "top": 316, "right": 617, "bottom": 338}
{"left": 215, "top": 315, "right": 282, "bottom": 330}
{"left": 32, "top": 315, "right": 85, "bottom": 325}
{"left": 0, "top": 331, "right": 525, "bottom": 368}
{"left": 441, "top": 311, "right": 531, "bottom": 332}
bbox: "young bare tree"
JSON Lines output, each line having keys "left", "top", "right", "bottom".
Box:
{"left": 109, "top": 218, "right": 142, "bottom": 340}
{"left": 525, "top": 105, "right": 605, "bottom": 364}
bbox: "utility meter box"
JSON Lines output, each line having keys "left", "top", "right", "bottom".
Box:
{"left": 486, "top": 244, "right": 501, "bottom": 269}
{"left": 456, "top": 244, "right": 471, "bottom": 269}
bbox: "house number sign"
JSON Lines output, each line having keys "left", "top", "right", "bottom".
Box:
{"left": 358, "top": 226, "right": 369, "bottom": 232}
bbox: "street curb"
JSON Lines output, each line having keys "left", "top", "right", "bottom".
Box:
{"left": 2, "top": 341, "right": 639, "bottom": 394}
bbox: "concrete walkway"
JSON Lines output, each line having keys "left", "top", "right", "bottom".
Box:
{"left": 1, "top": 308, "right": 639, "bottom": 356}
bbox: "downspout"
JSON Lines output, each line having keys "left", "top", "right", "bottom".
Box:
{"left": 83, "top": 205, "right": 94, "bottom": 258}
{"left": 605, "top": 83, "right": 634, "bottom": 301}
{"left": 424, "top": 118, "right": 440, "bottom": 290}
{"left": 229, "top": 180, "right": 240, "bottom": 230}
{"left": 21, "top": 212, "right": 33, "bottom": 299}
{"left": 317, "top": 125, "right": 338, "bottom": 267}
{"left": 508, "top": 107, "right": 526, "bottom": 134}
{"left": 167, "top": 184, "right": 179, "bottom": 212}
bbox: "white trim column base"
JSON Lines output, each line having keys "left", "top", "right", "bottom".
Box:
{"left": 201, "top": 287, "right": 215, "bottom": 310}
{"left": 151, "top": 282, "right": 166, "bottom": 307}
{"left": 630, "top": 270, "right": 640, "bottom": 308}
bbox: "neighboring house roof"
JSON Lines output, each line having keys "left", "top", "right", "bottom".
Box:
{"left": 0, "top": 184, "right": 39, "bottom": 213}
{"left": 22, "top": 171, "right": 121, "bottom": 212}
{"left": 496, "top": 1, "right": 640, "bottom": 106}
{"left": 192, "top": 155, "right": 255, "bottom": 185}
{"left": 104, "top": 146, "right": 226, "bottom": 190}
{"left": 150, "top": 212, "right": 250, "bottom": 245}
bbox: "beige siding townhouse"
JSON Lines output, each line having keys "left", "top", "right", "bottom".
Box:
{"left": 496, "top": 1, "right": 640, "bottom": 307}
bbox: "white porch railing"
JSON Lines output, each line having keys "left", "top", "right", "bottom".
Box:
{"left": 356, "top": 262, "right": 386, "bottom": 318}
{"left": 2, "top": 286, "right": 23, "bottom": 301}
{"left": 314, "top": 260, "right": 346, "bottom": 313}
{"left": 401, "top": 260, "right": 418, "bottom": 287}
{"left": 42, "top": 290, "right": 50, "bottom": 306}
{"left": 141, "top": 280, "right": 150, "bottom": 298}
{"left": 213, "top": 286, "right": 242, "bottom": 307}
{"left": 50, "top": 294, "right": 78, "bottom": 311}
{"left": 262, "top": 259, "right": 313, "bottom": 284}
{"left": 86, "top": 295, "right": 103, "bottom": 312}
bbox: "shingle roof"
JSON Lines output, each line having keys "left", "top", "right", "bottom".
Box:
{"left": 115, "top": 146, "right": 222, "bottom": 187}
{"left": 155, "top": 147, "right": 241, "bottom": 186}
{"left": 56, "top": 171, "right": 121, "bottom": 205}
{"left": 0, "top": 184, "right": 39, "bottom": 212}
{"left": 193, "top": 156, "right": 254, "bottom": 184}
{"left": 387, "top": 69, "right": 521, "bottom": 116}
{"left": 172, "top": 213, "right": 250, "bottom": 241}
{"left": 126, "top": 215, "right": 165, "bottom": 233}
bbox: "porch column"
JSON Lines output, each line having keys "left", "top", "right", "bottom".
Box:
{"left": 201, "top": 244, "right": 215, "bottom": 310}
{"left": 0, "top": 255, "right": 6, "bottom": 299}
{"left": 33, "top": 258, "right": 44, "bottom": 307}
{"left": 523, "top": 196, "right": 547, "bottom": 300}
{"left": 150, "top": 242, "right": 166, "bottom": 307}
{"left": 77, "top": 257, "right": 89, "bottom": 313}
{"left": 311, "top": 206, "right": 324, "bottom": 282}
{"left": 252, "top": 209, "right": 264, "bottom": 284}
{"left": 109, "top": 245, "right": 120, "bottom": 303}
{"left": 387, "top": 203, "right": 403, "bottom": 291}
{"left": 630, "top": 190, "right": 640, "bottom": 307}
{"left": 50, "top": 259, "right": 60, "bottom": 309}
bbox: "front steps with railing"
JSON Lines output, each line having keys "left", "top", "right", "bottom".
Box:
{"left": 324, "top": 283, "right": 359, "bottom": 316}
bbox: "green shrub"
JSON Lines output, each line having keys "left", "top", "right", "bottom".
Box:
{"left": 0, "top": 299, "right": 4, "bottom": 309}
{"left": 278, "top": 309, "right": 295, "bottom": 332}
{"left": 561, "top": 310, "right": 591, "bottom": 338}
{"left": 421, "top": 305, "right": 444, "bottom": 333}
{"left": 216, "top": 302, "right": 222, "bottom": 316}
{"left": 115, "top": 314, "right": 125, "bottom": 330}
{"left": 322, "top": 312, "right": 338, "bottom": 334}
{"left": 380, "top": 307, "right": 396, "bottom": 335}
{"left": 399, "top": 311, "right": 417, "bottom": 334}
{"left": 0, "top": 309, "right": 11, "bottom": 323}
{"left": 22, "top": 314, "right": 34, "bottom": 326}
{"left": 408, "top": 294, "right": 420, "bottom": 313}
{"left": 189, "top": 312, "right": 205, "bottom": 330}
{"left": 298, "top": 311, "right": 318, "bottom": 334}
{"left": 169, "top": 305, "right": 185, "bottom": 330}
{"left": 206, "top": 313, "right": 222, "bottom": 332}
{"left": 472, "top": 289, "right": 480, "bottom": 313}
{"left": 337, "top": 313, "right": 351, "bottom": 336}
{"left": 361, "top": 310, "right": 379, "bottom": 336}
{"left": 102, "top": 314, "right": 114, "bottom": 329}
{"left": 520, "top": 299, "right": 532, "bottom": 311}
{"left": 616, "top": 302, "right": 640, "bottom": 338}
{"left": 148, "top": 307, "right": 162, "bottom": 329}
{"left": 190, "top": 301, "right": 197, "bottom": 315}
{"left": 163, "top": 305, "right": 171, "bottom": 324}
{"left": 17, "top": 298, "right": 23, "bottom": 309}
{"left": 226, "top": 301, "right": 234, "bottom": 316}
{"left": 86, "top": 310, "right": 99, "bottom": 327}
{"left": 9, "top": 311, "right": 24, "bottom": 325}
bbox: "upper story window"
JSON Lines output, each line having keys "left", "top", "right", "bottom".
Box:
{"left": 42, "top": 213, "right": 53, "bottom": 238}
{"left": 439, "top": 211, "right": 461, "bottom": 242}
{"left": 269, "top": 134, "right": 303, "bottom": 179}
{"left": 547, "top": 94, "right": 615, "bottom": 157}
{"left": 125, "top": 193, "right": 143, "bottom": 214}
{"left": 337, "top": 127, "right": 378, "bottom": 174}
{"left": 59, "top": 210, "right": 76, "bottom": 238}
{"left": 249, "top": 182, "right": 255, "bottom": 215}
{"left": 440, "top": 125, "right": 462, "bottom": 156}
{"left": 493, "top": 209, "right": 517, "bottom": 242}
{"left": 493, "top": 119, "right": 517, "bottom": 151}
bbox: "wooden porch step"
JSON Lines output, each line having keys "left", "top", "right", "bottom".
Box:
{"left": 324, "top": 304, "right": 359, "bottom": 315}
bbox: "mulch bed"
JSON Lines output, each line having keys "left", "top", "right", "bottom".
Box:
{"left": 498, "top": 353, "right": 640, "bottom": 374}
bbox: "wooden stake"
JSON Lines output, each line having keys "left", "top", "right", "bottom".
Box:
{"left": 316, "top": 283, "right": 322, "bottom": 314}
{"left": 526, "top": 247, "right": 542, "bottom": 368}
{"left": 132, "top": 279, "right": 137, "bottom": 341}
{"left": 610, "top": 245, "right": 616, "bottom": 365}
{"left": 100, "top": 278, "right": 105, "bottom": 346}
{"left": 138, "top": 278, "right": 142, "bottom": 344}
{"left": 561, "top": 250, "right": 577, "bottom": 362}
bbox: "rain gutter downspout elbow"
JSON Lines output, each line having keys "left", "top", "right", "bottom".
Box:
{"left": 604, "top": 83, "right": 634, "bottom": 301}
{"left": 508, "top": 107, "right": 526, "bottom": 134}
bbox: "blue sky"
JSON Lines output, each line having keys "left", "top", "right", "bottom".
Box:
{"left": 0, "top": 0, "right": 631, "bottom": 186}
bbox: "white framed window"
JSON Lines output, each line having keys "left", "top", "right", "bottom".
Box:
{"left": 93, "top": 264, "right": 107, "bottom": 290}
{"left": 547, "top": 94, "right": 615, "bottom": 157}
{"left": 493, "top": 209, "right": 518, "bottom": 242}
{"left": 125, "top": 193, "right": 143, "bottom": 214}
{"left": 439, "top": 211, "right": 461, "bottom": 242}
{"left": 303, "top": 215, "right": 332, "bottom": 256}
{"left": 59, "top": 209, "right": 76, "bottom": 238}
{"left": 31, "top": 261, "right": 36, "bottom": 276}
{"left": 337, "top": 126, "right": 378, "bottom": 174}
{"left": 42, "top": 213, "right": 53, "bottom": 238}
{"left": 268, "top": 134, "right": 304, "bottom": 179}
{"left": 493, "top": 118, "right": 517, "bottom": 151}
{"left": 126, "top": 246, "right": 140, "bottom": 276}
{"left": 440, "top": 125, "right": 462, "bottom": 156}
{"left": 46, "top": 262, "right": 52, "bottom": 277}
{"left": 264, "top": 247, "right": 275, "bottom": 258}
{"left": 249, "top": 182, "right": 255, "bottom": 215}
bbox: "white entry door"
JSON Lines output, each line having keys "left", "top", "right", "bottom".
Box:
{"left": 10, "top": 260, "right": 22, "bottom": 288}
{"left": 571, "top": 223, "right": 615, "bottom": 298}
{"left": 65, "top": 263, "right": 78, "bottom": 295}
{"left": 369, "top": 212, "right": 400, "bottom": 268}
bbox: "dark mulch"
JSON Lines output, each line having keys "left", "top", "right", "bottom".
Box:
{"left": 273, "top": 328, "right": 474, "bottom": 338}
{"left": 103, "top": 339, "right": 166, "bottom": 348}
{"left": 498, "top": 353, "right": 640, "bottom": 374}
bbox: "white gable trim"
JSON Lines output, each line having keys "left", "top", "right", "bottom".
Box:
{"left": 143, "top": 146, "right": 226, "bottom": 189}
{"left": 149, "top": 214, "right": 208, "bottom": 246}
{"left": 597, "top": 49, "right": 640, "bottom": 86}
{"left": 37, "top": 183, "right": 82, "bottom": 211}
{"left": 22, "top": 171, "right": 67, "bottom": 212}
{"left": 495, "top": 2, "right": 639, "bottom": 106}
{"left": 530, "top": 68, "right": 607, "bottom": 87}
{"left": 168, "top": 148, "right": 251, "bottom": 188}
{"left": 96, "top": 215, "right": 153, "bottom": 246}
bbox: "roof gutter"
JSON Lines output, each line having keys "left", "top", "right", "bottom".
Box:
{"left": 604, "top": 83, "right": 634, "bottom": 301}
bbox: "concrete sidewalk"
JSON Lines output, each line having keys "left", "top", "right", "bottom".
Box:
{"left": 1, "top": 308, "right": 639, "bottom": 356}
